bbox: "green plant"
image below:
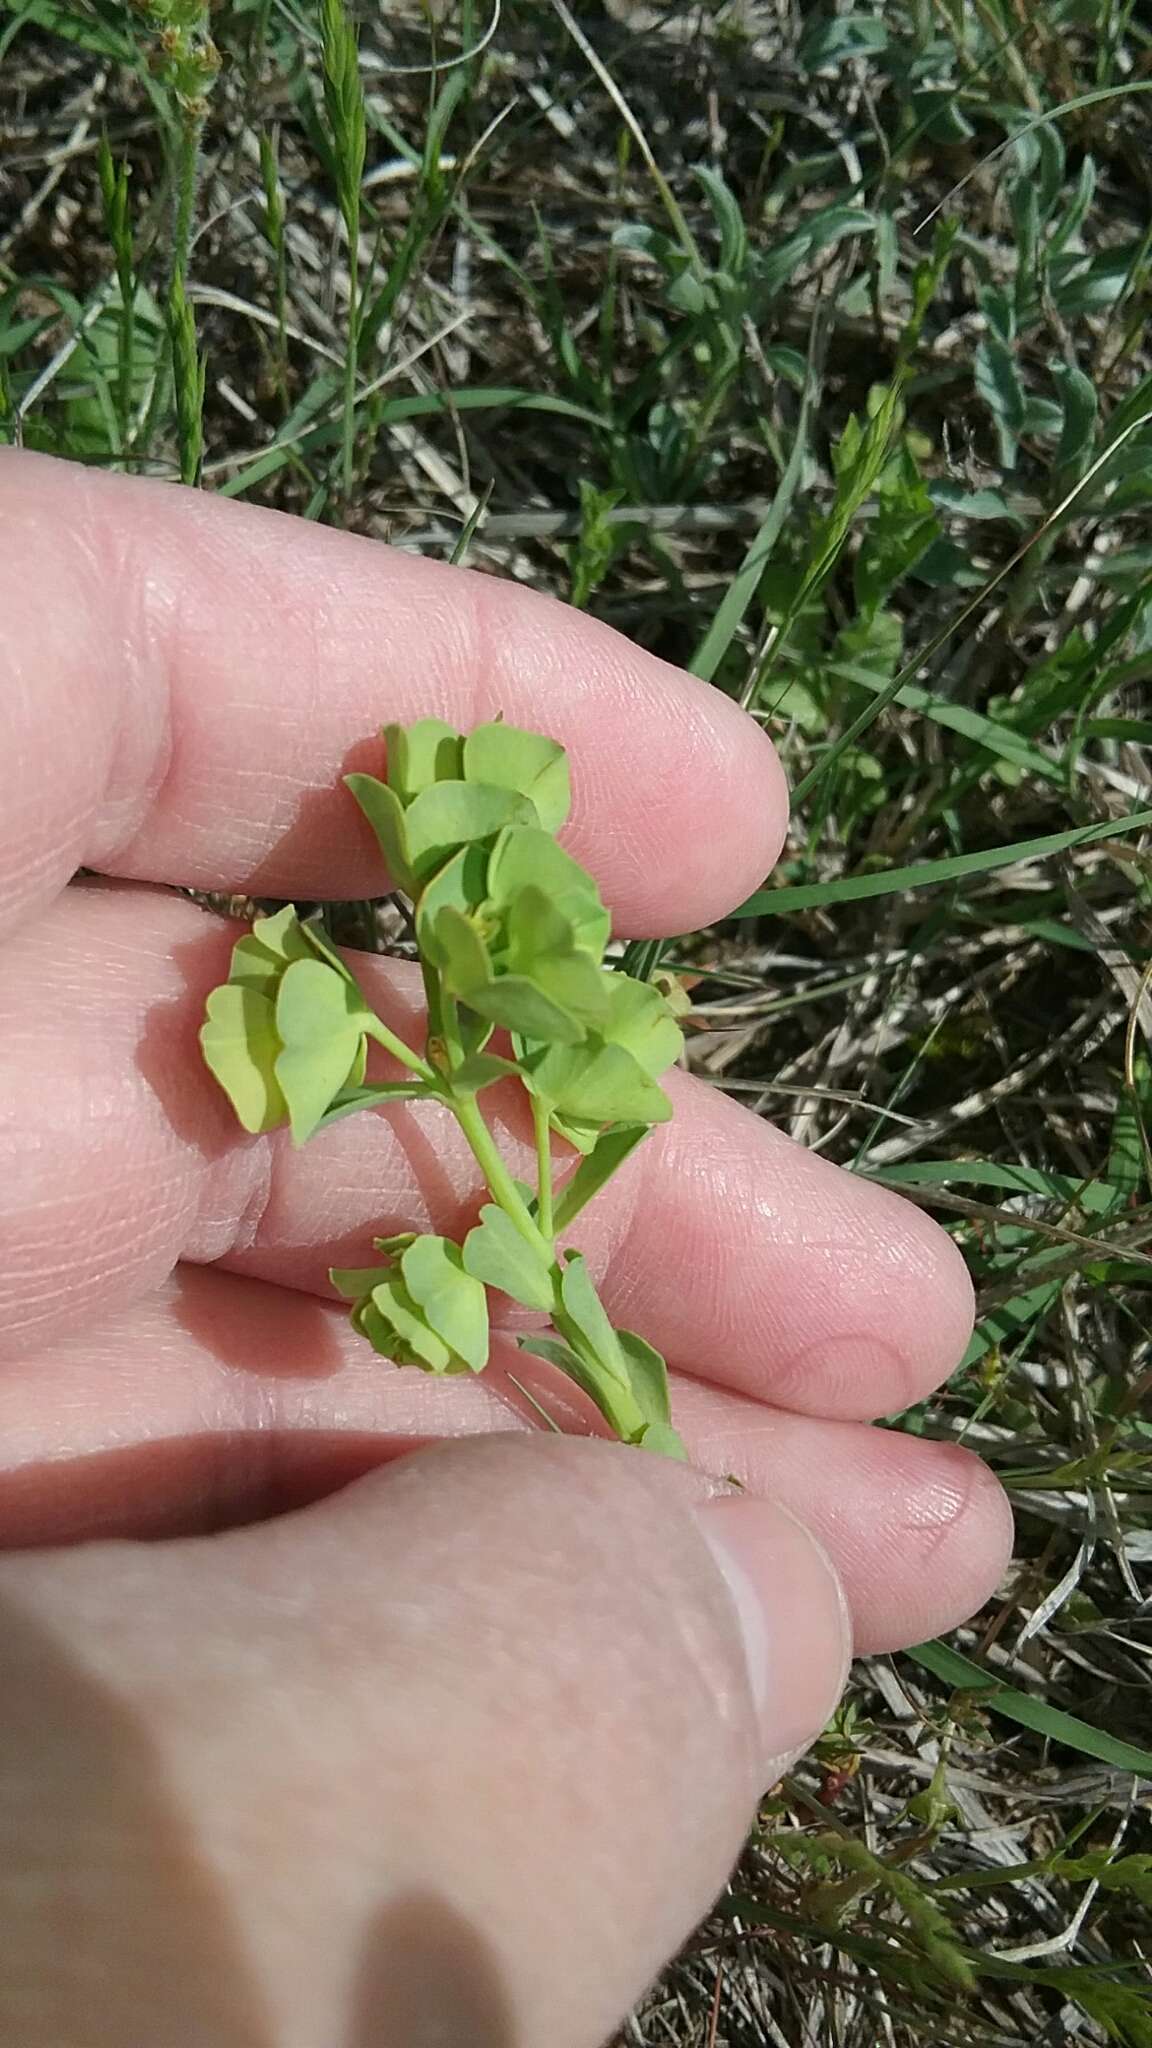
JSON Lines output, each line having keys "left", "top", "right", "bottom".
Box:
{"left": 199, "top": 718, "right": 685, "bottom": 1457}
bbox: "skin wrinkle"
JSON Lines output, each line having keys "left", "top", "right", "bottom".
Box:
{"left": 66, "top": 475, "right": 168, "bottom": 867}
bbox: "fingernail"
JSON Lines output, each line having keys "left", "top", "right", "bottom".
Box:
{"left": 694, "top": 1498, "right": 851, "bottom": 1773}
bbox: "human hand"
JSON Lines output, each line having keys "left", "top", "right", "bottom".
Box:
{"left": 0, "top": 452, "right": 1011, "bottom": 2045}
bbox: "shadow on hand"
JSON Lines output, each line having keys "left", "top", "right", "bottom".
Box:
{"left": 348, "top": 1893, "right": 515, "bottom": 2048}
{"left": 0, "top": 1589, "right": 516, "bottom": 2045}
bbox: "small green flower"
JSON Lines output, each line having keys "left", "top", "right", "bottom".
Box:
{"left": 419, "top": 824, "right": 613, "bottom": 1047}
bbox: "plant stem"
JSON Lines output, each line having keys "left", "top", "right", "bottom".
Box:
{"left": 172, "top": 107, "right": 205, "bottom": 286}
{"left": 133, "top": 106, "right": 205, "bottom": 461}
{"left": 364, "top": 1014, "right": 434, "bottom": 1081}
{"left": 341, "top": 223, "right": 359, "bottom": 505}
{"left": 532, "top": 1093, "right": 555, "bottom": 1241}
{"left": 451, "top": 1094, "right": 553, "bottom": 1260}
{"left": 550, "top": 1306, "right": 649, "bottom": 1442}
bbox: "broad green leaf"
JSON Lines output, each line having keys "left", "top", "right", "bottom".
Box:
{"left": 415, "top": 844, "right": 490, "bottom": 962}
{"left": 529, "top": 1040, "right": 674, "bottom": 1126}
{"left": 462, "top": 1204, "right": 555, "bottom": 1311}
{"left": 558, "top": 1255, "right": 628, "bottom": 1386}
{"left": 200, "top": 985, "right": 287, "bottom": 1133}
{"left": 228, "top": 904, "right": 314, "bottom": 994}
{"left": 553, "top": 1124, "right": 650, "bottom": 1232}
{"left": 695, "top": 162, "right": 747, "bottom": 276}
{"left": 434, "top": 904, "right": 494, "bottom": 998}
{"left": 462, "top": 723, "right": 571, "bottom": 832}
{"left": 974, "top": 320, "right": 1024, "bottom": 469}
{"left": 383, "top": 718, "right": 462, "bottom": 800}
{"left": 617, "top": 1328, "right": 673, "bottom": 1427}
{"left": 485, "top": 827, "right": 610, "bottom": 957}
{"left": 516, "top": 1333, "right": 667, "bottom": 1451}
{"left": 600, "top": 973, "right": 683, "bottom": 1075}
{"left": 405, "top": 781, "right": 536, "bottom": 883}
{"left": 504, "top": 888, "right": 608, "bottom": 1024}
{"left": 466, "top": 972, "right": 587, "bottom": 1046}
{"left": 400, "top": 1236, "right": 489, "bottom": 1372}
{"left": 295, "top": 916, "right": 371, "bottom": 991}
{"left": 274, "top": 957, "right": 370, "bottom": 1145}
{"left": 345, "top": 772, "right": 414, "bottom": 890}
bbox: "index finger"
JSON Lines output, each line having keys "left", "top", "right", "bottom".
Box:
{"left": 0, "top": 452, "right": 787, "bottom": 936}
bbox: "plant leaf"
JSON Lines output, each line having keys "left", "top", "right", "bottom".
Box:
{"left": 415, "top": 843, "right": 491, "bottom": 963}
{"left": 528, "top": 1040, "right": 674, "bottom": 1125}
{"left": 504, "top": 887, "right": 609, "bottom": 1023}
{"left": 344, "top": 772, "right": 414, "bottom": 890}
{"left": 228, "top": 904, "right": 315, "bottom": 994}
{"left": 637, "top": 1420, "right": 687, "bottom": 1459}
{"left": 462, "top": 722, "right": 570, "bottom": 831}
{"left": 466, "top": 972, "right": 588, "bottom": 1045}
{"left": 354, "top": 1278, "right": 458, "bottom": 1373}
{"left": 553, "top": 1124, "right": 650, "bottom": 1232}
{"left": 733, "top": 809, "right": 1152, "bottom": 917}
{"left": 399, "top": 1235, "right": 489, "bottom": 1372}
{"left": 383, "top": 718, "right": 463, "bottom": 800}
{"left": 433, "top": 903, "right": 495, "bottom": 998}
{"left": 462, "top": 1204, "right": 555, "bottom": 1310}
{"left": 906, "top": 1640, "right": 1152, "bottom": 1778}
{"left": 558, "top": 1254, "right": 628, "bottom": 1386}
{"left": 600, "top": 972, "right": 683, "bottom": 1074}
{"left": 200, "top": 985, "right": 287, "bottom": 1133}
{"left": 617, "top": 1328, "right": 673, "bottom": 1427}
{"left": 405, "top": 781, "right": 537, "bottom": 883}
{"left": 516, "top": 1332, "right": 605, "bottom": 1408}
{"left": 273, "top": 957, "right": 370, "bottom": 1145}
{"left": 486, "top": 826, "right": 610, "bottom": 957}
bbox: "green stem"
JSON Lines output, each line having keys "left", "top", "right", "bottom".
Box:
{"left": 364, "top": 1014, "right": 434, "bottom": 1082}
{"left": 172, "top": 109, "right": 205, "bottom": 287}
{"left": 532, "top": 1093, "right": 555, "bottom": 1242}
{"left": 133, "top": 107, "right": 205, "bottom": 461}
{"left": 117, "top": 281, "right": 135, "bottom": 458}
{"left": 341, "top": 219, "right": 359, "bottom": 506}
{"left": 550, "top": 1307, "right": 649, "bottom": 1443}
{"left": 451, "top": 1094, "right": 553, "bottom": 1261}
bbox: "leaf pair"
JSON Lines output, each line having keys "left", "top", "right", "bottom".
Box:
{"left": 332, "top": 1234, "right": 489, "bottom": 1375}
{"left": 521, "top": 971, "right": 682, "bottom": 1148}
{"left": 200, "top": 906, "right": 422, "bottom": 1145}
{"left": 346, "top": 717, "right": 570, "bottom": 895}
{"left": 521, "top": 1254, "right": 683, "bottom": 1456}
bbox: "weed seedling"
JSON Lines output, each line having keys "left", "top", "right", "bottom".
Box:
{"left": 200, "top": 719, "right": 686, "bottom": 1456}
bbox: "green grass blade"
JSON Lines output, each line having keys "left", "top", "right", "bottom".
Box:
{"left": 906, "top": 1640, "right": 1152, "bottom": 1777}
{"left": 733, "top": 810, "right": 1152, "bottom": 918}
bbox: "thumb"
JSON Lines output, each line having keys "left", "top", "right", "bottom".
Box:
{"left": 0, "top": 1434, "right": 850, "bottom": 2048}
